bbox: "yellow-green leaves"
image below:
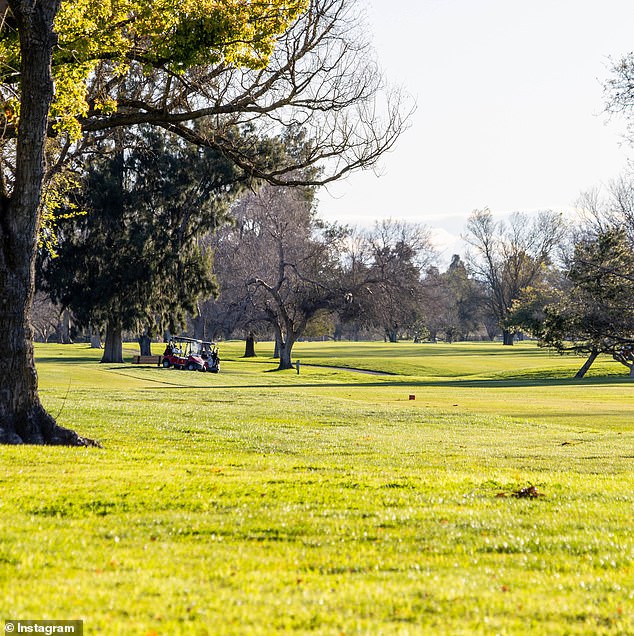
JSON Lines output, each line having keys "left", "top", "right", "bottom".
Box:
{"left": 1, "top": 0, "right": 308, "bottom": 139}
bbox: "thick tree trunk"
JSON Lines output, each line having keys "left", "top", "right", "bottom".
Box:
{"left": 273, "top": 333, "right": 281, "bottom": 359}
{"left": 190, "top": 315, "right": 206, "bottom": 341}
{"left": 138, "top": 333, "right": 151, "bottom": 356}
{"left": 502, "top": 329, "right": 514, "bottom": 346}
{"left": 244, "top": 333, "right": 256, "bottom": 358}
{"left": 277, "top": 337, "right": 295, "bottom": 370}
{"left": 101, "top": 323, "right": 124, "bottom": 363}
{"left": 575, "top": 349, "right": 599, "bottom": 379}
{"left": 0, "top": 1, "right": 96, "bottom": 446}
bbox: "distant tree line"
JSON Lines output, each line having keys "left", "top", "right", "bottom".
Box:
{"left": 36, "top": 158, "right": 634, "bottom": 379}
{"left": 5, "top": 0, "right": 634, "bottom": 448}
{"left": 31, "top": 27, "right": 634, "bottom": 379}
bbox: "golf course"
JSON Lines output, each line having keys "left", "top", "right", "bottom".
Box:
{"left": 1, "top": 340, "right": 632, "bottom": 635}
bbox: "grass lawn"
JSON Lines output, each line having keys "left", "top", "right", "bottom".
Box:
{"left": 1, "top": 340, "right": 632, "bottom": 635}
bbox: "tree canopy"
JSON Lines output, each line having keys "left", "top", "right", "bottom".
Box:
{"left": 463, "top": 208, "right": 566, "bottom": 345}
{"left": 528, "top": 228, "right": 634, "bottom": 378}
{"left": 45, "top": 128, "right": 241, "bottom": 355}
{"left": 1, "top": 0, "right": 408, "bottom": 186}
{"left": 0, "top": 0, "right": 410, "bottom": 445}
{"left": 1, "top": 1, "right": 308, "bottom": 137}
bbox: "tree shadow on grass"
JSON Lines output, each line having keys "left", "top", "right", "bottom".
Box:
{"left": 36, "top": 355, "right": 103, "bottom": 365}
{"left": 138, "top": 375, "right": 634, "bottom": 391}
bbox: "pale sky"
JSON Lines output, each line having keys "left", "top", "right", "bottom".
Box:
{"left": 317, "top": 0, "right": 634, "bottom": 258}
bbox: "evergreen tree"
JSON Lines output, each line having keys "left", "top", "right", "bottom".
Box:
{"left": 535, "top": 229, "right": 634, "bottom": 378}
{"left": 44, "top": 129, "right": 245, "bottom": 362}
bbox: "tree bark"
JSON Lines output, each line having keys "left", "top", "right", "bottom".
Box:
{"left": 502, "top": 329, "right": 514, "bottom": 346}
{"left": 277, "top": 336, "right": 295, "bottom": 370}
{"left": 190, "top": 315, "right": 206, "bottom": 341}
{"left": 56, "top": 309, "right": 73, "bottom": 344}
{"left": 0, "top": 0, "right": 96, "bottom": 445}
{"left": 89, "top": 328, "right": 102, "bottom": 349}
{"left": 575, "top": 349, "right": 599, "bottom": 379}
{"left": 138, "top": 333, "right": 151, "bottom": 356}
{"left": 101, "top": 322, "right": 124, "bottom": 363}
{"left": 243, "top": 332, "right": 256, "bottom": 357}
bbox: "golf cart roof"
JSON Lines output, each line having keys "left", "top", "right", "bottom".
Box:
{"left": 172, "top": 336, "right": 216, "bottom": 345}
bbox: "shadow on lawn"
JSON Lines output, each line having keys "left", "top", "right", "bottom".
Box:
{"left": 36, "top": 355, "right": 104, "bottom": 365}
{"left": 40, "top": 349, "right": 632, "bottom": 390}
{"left": 139, "top": 375, "right": 634, "bottom": 391}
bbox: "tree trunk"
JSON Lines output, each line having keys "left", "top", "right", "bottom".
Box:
{"left": 89, "top": 328, "right": 102, "bottom": 349}
{"left": 244, "top": 333, "right": 256, "bottom": 358}
{"left": 575, "top": 349, "right": 599, "bottom": 379}
{"left": 56, "top": 309, "right": 73, "bottom": 344}
{"left": 273, "top": 333, "right": 281, "bottom": 359}
{"left": 191, "top": 315, "right": 206, "bottom": 341}
{"left": 277, "top": 336, "right": 295, "bottom": 370}
{"left": 138, "top": 333, "right": 151, "bottom": 356}
{"left": 101, "top": 323, "right": 124, "bottom": 363}
{"left": 0, "top": 1, "right": 96, "bottom": 446}
{"left": 502, "top": 329, "right": 514, "bottom": 346}
{"left": 386, "top": 328, "right": 398, "bottom": 343}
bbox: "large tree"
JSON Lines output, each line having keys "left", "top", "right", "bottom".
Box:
{"left": 360, "top": 219, "right": 435, "bottom": 343}
{"left": 421, "top": 255, "right": 485, "bottom": 343}
{"left": 463, "top": 208, "right": 566, "bottom": 345}
{"left": 213, "top": 182, "right": 348, "bottom": 370}
{"left": 44, "top": 128, "right": 244, "bottom": 363}
{"left": 530, "top": 229, "right": 634, "bottom": 378}
{"left": 0, "top": 0, "right": 409, "bottom": 444}
{"left": 0, "top": 0, "right": 88, "bottom": 445}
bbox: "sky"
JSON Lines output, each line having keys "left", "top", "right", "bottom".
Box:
{"left": 317, "top": 0, "right": 634, "bottom": 259}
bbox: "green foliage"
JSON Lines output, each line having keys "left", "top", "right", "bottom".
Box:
{"left": 506, "top": 270, "right": 565, "bottom": 338}
{"left": 39, "top": 168, "right": 86, "bottom": 257}
{"left": 0, "top": 0, "right": 308, "bottom": 137}
{"left": 43, "top": 128, "right": 245, "bottom": 335}
{"left": 536, "top": 229, "right": 634, "bottom": 369}
{"left": 464, "top": 209, "right": 566, "bottom": 342}
{"left": 0, "top": 341, "right": 632, "bottom": 634}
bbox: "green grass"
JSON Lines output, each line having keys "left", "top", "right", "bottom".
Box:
{"left": 1, "top": 341, "right": 633, "bottom": 635}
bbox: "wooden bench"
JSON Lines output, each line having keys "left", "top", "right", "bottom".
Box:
{"left": 132, "top": 355, "right": 162, "bottom": 365}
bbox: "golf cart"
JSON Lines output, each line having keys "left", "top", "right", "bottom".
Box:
{"left": 161, "top": 337, "right": 219, "bottom": 372}
{"left": 199, "top": 340, "right": 220, "bottom": 373}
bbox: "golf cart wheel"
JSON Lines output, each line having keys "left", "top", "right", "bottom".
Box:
{"left": 187, "top": 362, "right": 196, "bottom": 371}
{"left": 162, "top": 359, "right": 171, "bottom": 368}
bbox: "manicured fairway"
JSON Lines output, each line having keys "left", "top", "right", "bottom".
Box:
{"left": 1, "top": 341, "right": 632, "bottom": 634}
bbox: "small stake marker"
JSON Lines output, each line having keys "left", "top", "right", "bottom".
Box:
{"left": 409, "top": 394, "right": 415, "bottom": 400}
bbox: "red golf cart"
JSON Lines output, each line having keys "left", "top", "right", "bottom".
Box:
{"left": 161, "top": 337, "right": 219, "bottom": 372}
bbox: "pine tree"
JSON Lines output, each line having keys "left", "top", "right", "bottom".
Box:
{"left": 44, "top": 129, "right": 245, "bottom": 362}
